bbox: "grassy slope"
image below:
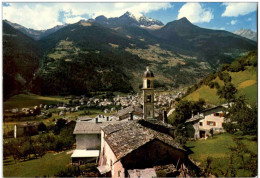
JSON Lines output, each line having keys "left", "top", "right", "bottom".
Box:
{"left": 186, "top": 133, "right": 257, "bottom": 177}
{"left": 3, "top": 93, "right": 68, "bottom": 110}
{"left": 3, "top": 150, "right": 73, "bottom": 177}
{"left": 185, "top": 66, "right": 257, "bottom": 105}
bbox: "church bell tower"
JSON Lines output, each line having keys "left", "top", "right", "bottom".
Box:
{"left": 142, "top": 67, "right": 154, "bottom": 119}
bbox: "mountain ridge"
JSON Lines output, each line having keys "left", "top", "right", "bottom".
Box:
{"left": 2, "top": 15, "right": 257, "bottom": 98}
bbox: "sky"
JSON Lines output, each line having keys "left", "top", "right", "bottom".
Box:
{"left": 2, "top": 2, "right": 258, "bottom": 32}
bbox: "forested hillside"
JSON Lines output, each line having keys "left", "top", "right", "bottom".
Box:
{"left": 3, "top": 21, "right": 40, "bottom": 100}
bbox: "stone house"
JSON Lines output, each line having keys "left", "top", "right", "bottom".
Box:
{"left": 98, "top": 120, "right": 191, "bottom": 178}
{"left": 185, "top": 104, "right": 228, "bottom": 139}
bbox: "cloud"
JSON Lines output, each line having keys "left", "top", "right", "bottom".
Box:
{"left": 222, "top": 3, "right": 257, "bottom": 17}
{"left": 211, "top": 27, "right": 225, "bottom": 30}
{"left": 247, "top": 17, "right": 252, "bottom": 21}
{"left": 3, "top": 2, "right": 172, "bottom": 30}
{"left": 230, "top": 20, "right": 237, "bottom": 25}
{"left": 3, "top": 3, "right": 62, "bottom": 30}
{"left": 177, "top": 3, "right": 214, "bottom": 23}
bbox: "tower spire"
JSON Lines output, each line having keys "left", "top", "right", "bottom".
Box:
{"left": 142, "top": 67, "right": 155, "bottom": 119}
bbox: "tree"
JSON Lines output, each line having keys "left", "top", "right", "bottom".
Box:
{"left": 217, "top": 82, "right": 237, "bottom": 102}
{"left": 38, "top": 122, "right": 47, "bottom": 132}
{"left": 54, "top": 118, "right": 67, "bottom": 135}
{"left": 223, "top": 96, "right": 257, "bottom": 135}
{"left": 169, "top": 99, "right": 205, "bottom": 142}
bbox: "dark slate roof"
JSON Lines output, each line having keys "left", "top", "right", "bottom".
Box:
{"left": 101, "top": 120, "right": 185, "bottom": 160}
{"left": 115, "top": 106, "right": 143, "bottom": 118}
{"left": 185, "top": 115, "right": 204, "bottom": 123}
{"left": 202, "top": 103, "right": 229, "bottom": 112}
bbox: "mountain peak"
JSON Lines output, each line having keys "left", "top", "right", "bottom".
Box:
{"left": 121, "top": 11, "right": 137, "bottom": 19}
{"left": 178, "top": 17, "right": 191, "bottom": 23}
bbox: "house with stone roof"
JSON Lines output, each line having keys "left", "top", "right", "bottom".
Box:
{"left": 185, "top": 104, "right": 228, "bottom": 139}
{"left": 97, "top": 120, "right": 192, "bottom": 178}
{"left": 113, "top": 105, "right": 143, "bottom": 121}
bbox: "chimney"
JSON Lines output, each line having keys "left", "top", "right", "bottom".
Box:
{"left": 107, "top": 116, "right": 109, "bottom": 121}
{"left": 129, "top": 112, "right": 133, "bottom": 120}
{"left": 163, "top": 110, "right": 168, "bottom": 123}
{"left": 96, "top": 117, "right": 98, "bottom": 123}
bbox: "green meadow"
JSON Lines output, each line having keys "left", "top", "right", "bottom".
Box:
{"left": 3, "top": 150, "right": 73, "bottom": 177}
{"left": 4, "top": 93, "right": 68, "bottom": 110}
{"left": 186, "top": 133, "right": 257, "bottom": 177}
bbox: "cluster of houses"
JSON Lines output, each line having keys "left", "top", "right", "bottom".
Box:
{"left": 5, "top": 67, "right": 229, "bottom": 177}
{"left": 71, "top": 67, "right": 228, "bottom": 177}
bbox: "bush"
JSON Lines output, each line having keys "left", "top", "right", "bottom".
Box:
{"left": 228, "top": 61, "right": 245, "bottom": 72}
{"left": 218, "top": 72, "right": 231, "bottom": 83}
{"left": 208, "top": 82, "right": 215, "bottom": 89}
{"left": 214, "top": 82, "right": 220, "bottom": 89}
{"left": 234, "top": 130, "right": 244, "bottom": 136}
{"left": 38, "top": 122, "right": 47, "bottom": 132}
{"left": 55, "top": 166, "right": 82, "bottom": 177}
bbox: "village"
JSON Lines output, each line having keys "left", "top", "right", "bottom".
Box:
{"left": 3, "top": 67, "right": 242, "bottom": 178}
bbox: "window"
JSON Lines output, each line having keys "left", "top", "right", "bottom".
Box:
{"left": 147, "top": 80, "right": 151, "bottom": 88}
{"left": 214, "top": 112, "right": 223, "bottom": 117}
{"left": 199, "top": 122, "right": 203, "bottom": 126}
{"left": 147, "top": 95, "right": 151, "bottom": 102}
{"left": 118, "top": 171, "right": 121, "bottom": 177}
{"left": 207, "top": 121, "right": 216, "bottom": 126}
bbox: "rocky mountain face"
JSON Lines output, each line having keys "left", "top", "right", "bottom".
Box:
{"left": 234, "top": 29, "right": 257, "bottom": 42}
{"left": 3, "top": 12, "right": 257, "bottom": 98}
{"left": 95, "top": 11, "right": 164, "bottom": 28}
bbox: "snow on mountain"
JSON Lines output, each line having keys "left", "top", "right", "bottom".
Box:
{"left": 234, "top": 29, "right": 257, "bottom": 42}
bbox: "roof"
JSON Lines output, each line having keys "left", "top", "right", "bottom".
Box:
{"left": 143, "top": 67, "right": 154, "bottom": 78}
{"left": 16, "top": 122, "right": 39, "bottom": 128}
{"left": 73, "top": 122, "right": 104, "bottom": 134}
{"left": 115, "top": 106, "right": 143, "bottom": 118}
{"left": 185, "top": 115, "right": 204, "bottom": 123}
{"left": 77, "top": 116, "right": 92, "bottom": 122}
{"left": 71, "top": 150, "right": 99, "bottom": 158}
{"left": 202, "top": 103, "right": 229, "bottom": 112}
{"left": 73, "top": 120, "right": 119, "bottom": 134}
{"left": 101, "top": 120, "right": 185, "bottom": 160}
{"left": 128, "top": 168, "right": 157, "bottom": 178}
{"left": 97, "top": 165, "right": 111, "bottom": 174}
